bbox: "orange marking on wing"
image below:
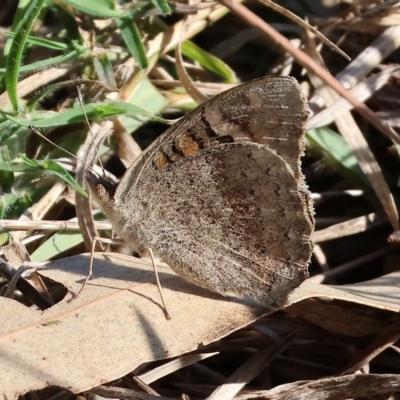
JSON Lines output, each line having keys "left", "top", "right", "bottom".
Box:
{"left": 176, "top": 136, "right": 200, "bottom": 156}
{"left": 154, "top": 153, "right": 170, "bottom": 169}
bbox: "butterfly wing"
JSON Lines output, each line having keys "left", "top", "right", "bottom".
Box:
{"left": 86, "top": 76, "right": 313, "bottom": 308}
{"left": 127, "top": 143, "right": 313, "bottom": 309}
{"left": 115, "top": 76, "right": 308, "bottom": 199}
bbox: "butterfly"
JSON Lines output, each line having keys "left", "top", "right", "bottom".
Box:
{"left": 86, "top": 76, "right": 314, "bottom": 309}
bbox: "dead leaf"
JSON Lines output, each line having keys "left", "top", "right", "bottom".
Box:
{"left": 0, "top": 253, "right": 268, "bottom": 398}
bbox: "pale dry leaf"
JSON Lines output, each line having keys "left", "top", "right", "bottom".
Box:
{"left": 0, "top": 252, "right": 269, "bottom": 398}
{"left": 290, "top": 272, "right": 400, "bottom": 313}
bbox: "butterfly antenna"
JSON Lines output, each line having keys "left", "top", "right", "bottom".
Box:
{"left": 76, "top": 85, "right": 105, "bottom": 175}
{"left": 29, "top": 125, "right": 95, "bottom": 174}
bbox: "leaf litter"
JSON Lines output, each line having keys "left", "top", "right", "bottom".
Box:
{"left": 1, "top": 0, "right": 400, "bottom": 399}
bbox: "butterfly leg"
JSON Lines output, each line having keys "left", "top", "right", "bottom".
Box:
{"left": 148, "top": 248, "right": 171, "bottom": 320}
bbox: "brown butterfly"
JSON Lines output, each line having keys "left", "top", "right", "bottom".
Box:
{"left": 86, "top": 76, "right": 314, "bottom": 309}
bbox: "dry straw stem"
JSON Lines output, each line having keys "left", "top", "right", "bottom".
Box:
{"left": 313, "top": 212, "right": 387, "bottom": 243}
{"left": 137, "top": 353, "right": 219, "bottom": 384}
{"left": 0, "top": 219, "right": 112, "bottom": 231}
{"left": 75, "top": 120, "right": 114, "bottom": 251}
{"left": 208, "top": 330, "right": 298, "bottom": 400}
{"left": 175, "top": 18, "right": 210, "bottom": 105}
{"left": 308, "top": 246, "right": 394, "bottom": 284}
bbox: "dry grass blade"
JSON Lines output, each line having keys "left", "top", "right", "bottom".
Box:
{"left": 138, "top": 353, "right": 219, "bottom": 384}
{"left": 175, "top": 18, "right": 209, "bottom": 105}
{"left": 312, "top": 212, "right": 387, "bottom": 243}
{"left": 0, "top": 219, "right": 112, "bottom": 231}
{"left": 258, "top": 0, "right": 350, "bottom": 61}
{"left": 341, "top": 320, "right": 400, "bottom": 375}
{"left": 75, "top": 121, "right": 113, "bottom": 251}
{"left": 308, "top": 67, "right": 400, "bottom": 129}
{"left": 208, "top": 330, "right": 299, "bottom": 400}
{"left": 305, "top": 34, "right": 399, "bottom": 231}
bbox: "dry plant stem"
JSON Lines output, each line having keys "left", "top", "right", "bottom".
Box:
{"left": 76, "top": 121, "right": 113, "bottom": 251}
{"left": 308, "top": 67, "right": 400, "bottom": 129}
{"left": 149, "top": 248, "right": 171, "bottom": 320}
{"left": 175, "top": 18, "right": 209, "bottom": 104}
{"left": 312, "top": 212, "right": 386, "bottom": 243}
{"left": 312, "top": 244, "right": 329, "bottom": 272}
{"left": 259, "top": 0, "right": 349, "bottom": 60}
{"left": 4, "top": 265, "right": 37, "bottom": 298}
{"left": 340, "top": 320, "right": 400, "bottom": 375}
{"left": 0, "top": 220, "right": 112, "bottom": 231}
{"left": 216, "top": 0, "right": 400, "bottom": 146}
{"left": 137, "top": 353, "right": 219, "bottom": 384}
{"left": 308, "top": 246, "right": 394, "bottom": 284}
{"left": 131, "top": 376, "right": 160, "bottom": 395}
{"left": 73, "top": 237, "right": 97, "bottom": 299}
{"left": 113, "top": 118, "right": 143, "bottom": 168}
{"left": 264, "top": 374, "right": 400, "bottom": 400}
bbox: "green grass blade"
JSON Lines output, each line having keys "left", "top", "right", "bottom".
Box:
{"left": 19, "top": 155, "right": 87, "bottom": 196}
{"left": 30, "top": 231, "right": 84, "bottom": 261}
{"left": 7, "top": 103, "right": 128, "bottom": 127}
{"left": 93, "top": 54, "right": 117, "bottom": 89}
{"left": 5, "top": 0, "right": 46, "bottom": 110}
{"left": 181, "top": 41, "right": 238, "bottom": 83}
{"left": 307, "top": 127, "right": 369, "bottom": 188}
{"left": 149, "top": 0, "right": 171, "bottom": 15}
{"left": 3, "top": 30, "right": 71, "bottom": 51}
{"left": 59, "top": 0, "right": 123, "bottom": 17}
{"left": 0, "top": 50, "right": 84, "bottom": 75}
{"left": 117, "top": 16, "right": 148, "bottom": 69}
